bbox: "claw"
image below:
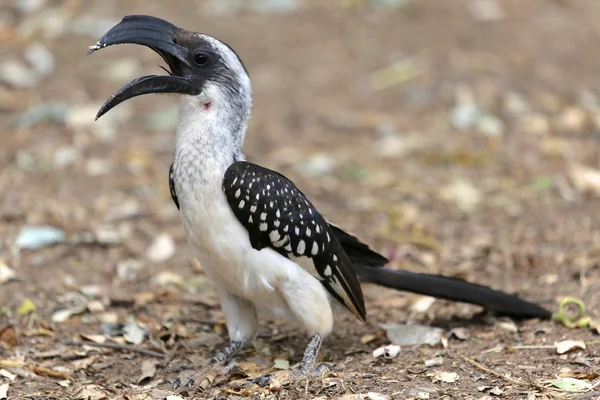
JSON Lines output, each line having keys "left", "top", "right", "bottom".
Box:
{"left": 252, "top": 373, "right": 273, "bottom": 387}
{"left": 172, "top": 375, "right": 195, "bottom": 390}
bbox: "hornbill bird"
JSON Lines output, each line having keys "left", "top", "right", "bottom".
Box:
{"left": 88, "top": 15, "right": 551, "bottom": 389}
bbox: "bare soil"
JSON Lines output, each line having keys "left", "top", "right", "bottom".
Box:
{"left": 1, "top": 1, "right": 599, "bottom": 399}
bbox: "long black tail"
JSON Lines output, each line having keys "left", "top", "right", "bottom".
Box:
{"left": 353, "top": 263, "right": 551, "bottom": 319}
{"left": 330, "top": 223, "right": 552, "bottom": 319}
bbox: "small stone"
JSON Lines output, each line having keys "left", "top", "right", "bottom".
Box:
{"left": 425, "top": 357, "right": 443, "bottom": 367}
{"left": 16, "top": 225, "right": 66, "bottom": 249}
{"left": 151, "top": 270, "right": 184, "bottom": 286}
{"left": 146, "top": 233, "right": 176, "bottom": 263}
{"left": 477, "top": 114, "right": 504, "bottom": 137}
{"left": 451, "top": 102, "right": 479, "bottom": 130}
{"left": 521, "top": 113, "right": 550, "bottom": 135}
{"left": 101, "top": 59, "right": 142, "bottom": 84}
{"left": 0, "top": 60, "right": 39, "bottom": 88}
{"left": 53, "top": 146, "right": 80, "bottom": 168}
{"left": 504, "top": 92, "right": 528, "bottom": 115}
{"left": 0, "top": 262, "right": 16, "bottom": 284}
{"left": 116, "top": 259, "right": 144, "bottom": 281}
{"left": 123, "top": 317, "right": 147, "bottom": 345}
{"left": 468, "top": 0, "right": 505, "bottom": 21}
{"left": 85, "top": 158, "right": 112, "bottom": 176}
{"left": 558, "top": 107, "right": 587, "bottom": 132}
{"left": 440, "top": 179, "right": 482, "bottom": 212}
{"left": 24, "top": 42, "right": 55, "bottom": 77}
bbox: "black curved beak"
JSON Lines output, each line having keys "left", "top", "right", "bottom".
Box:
{"left": 88, "top": 15, "right": 200, "bottom": 120}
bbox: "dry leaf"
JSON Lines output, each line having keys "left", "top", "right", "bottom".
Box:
{"left": 0, "top": 325, "right": 18, "bottom": 348}
{"left": 137, "top": 360, "right": 156, "bottom": 385}
{"left": 123, "top": 317, "right": 146, "bottom": 345}
{"left": 71, "top": 385, "right": 110, "bottom": 400}
{"left": 0, "top": 383, "right": 8, "bottom": 400}
{"left": 571, "top": 164, "right": 600, "bottom": 196}
{"left": 0, "top": 262, "right": 16, "bottom": 284}
{"left": 17, "top": 298, "right": 36, "bottom": 315}
{"left": 0, "top": 369, "right": 16, "bottom": 381}
{"left": 449, "top": 328, "right": 469, "bottom": 340}
{"left": 366, "top": 393, "right": 391, "bottom": 400}
{"left": 372, "top": 345, "right": 401, "bottom": 359}
{"left": 411, "top": 296, "right": 436, "bottom": 313}
{"left": 490, "top": 386, "right": 503, "bottom": 395}
{"left": 56, "top": 379, "right": 70, "bottom": 388}
{"left": 555, "top": 340, "right": 586, "bottom": 354}
{"left": 428, "top": 371, "right": 459, "bottom": 383}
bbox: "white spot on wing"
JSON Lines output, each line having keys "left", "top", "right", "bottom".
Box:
{"left": 295, "top": 226, "right": 300, "bottom": 235}
{"left": 311, "top": 242, "right": 319, "bottom": 255}
{"left": 297, "top": 240, "right": 306, "bottom": 255}
{"left": 249, "top": 216, "right": 253, "bottom": 223}
{"left": 260, "top": 212, "right": 267, "bottom": 221}
{"left": 259, "top": 223, "right": 268, "bottom": 231}
{"left": 239, "top": 200, "right": 245, "bottom": 208}
{"left": 235, "top": 188, "right": 241, "bottom": 198}
{"left": 323, "top": 265, "right": 332, "bottom": 276}
{"left": 250, "top": 205, "right": 257, "bottom": 213}
{"left": 306, "top": 227, "right": 311, "bottom": 237}
{"left": 276, "top": 209, "right": 281, "bottom": 218}
{"left": 269, "top": 230, "right": 281, "bottom": 242}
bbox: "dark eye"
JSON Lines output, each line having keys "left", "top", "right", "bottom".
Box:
{"left": 193, "top": 52, "right": 210, "bottom": 66}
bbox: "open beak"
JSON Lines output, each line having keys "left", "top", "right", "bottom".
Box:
{"left": 88, "top": 15, "right": 200, "bottom": 120}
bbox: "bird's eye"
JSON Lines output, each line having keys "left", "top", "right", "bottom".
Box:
{"left": 194, "top": 52, "right": 210, "bottom": 66}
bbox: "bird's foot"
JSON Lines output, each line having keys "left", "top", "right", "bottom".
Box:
{"left": 252, "top": 363, "right": 332, "bottom": 388}
{"left": 172, "top": 358, "right": 240, "bottom": 392}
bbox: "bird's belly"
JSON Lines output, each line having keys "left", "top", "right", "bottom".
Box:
{"left": 179, "top": 191, "right": 296, "bottom": 308}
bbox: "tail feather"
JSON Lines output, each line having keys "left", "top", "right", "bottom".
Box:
{"left": 353, "top": 263, "right": 551, "bottom": 319}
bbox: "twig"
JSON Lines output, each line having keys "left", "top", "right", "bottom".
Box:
{"left": 64, "top": 341, "right": 165, "bottom": 359}
{"left": 456, "top": 354, "right": 570, "bottom": 399}
{"left": 0, "top": 359, "right": 73, "bottom": 380}
{"left": 457, "top": 353, "right": 525, "bottom": 385}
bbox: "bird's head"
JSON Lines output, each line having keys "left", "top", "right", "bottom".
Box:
{"left": 89, "top": 15, "right": 251, "bottom": 121}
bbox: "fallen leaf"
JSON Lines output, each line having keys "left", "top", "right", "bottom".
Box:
{"left": 366, "top": 393, "right": 391, "bottom": 400}
{"left": 0, "top": 383, "right": 7, "bottom": 400}
{"left": 79, "top": 333, "right": 106, "bottom": 344}
{"left": 372, "top": 345, "right": 401, "bottom": 359}
{"left": 571, "top": 164, "right": 600, "bottom": 196}
{"left": 146, "top": 233, "right": 176, "bottom": 263}
{"left": 555, "top": 340, "right": 586, "bottom": 354}
{"left": 381, "top": 323, "right": 444, "bottom": 346}
{"left": 0, "top": 369, "right": 16, "bottom": 381}
{"left": 71, "top": 385, "right": 110, "bottom": 400}
{"left": 164, "top": 396, "right": 185, "bottom": 400}
{"left": 137, "top": 360, "right": 156, "bottom": 385}
{"left": 427, "top": 371, "right": 459, "bottom": 383}
{"left": 51, "top": 306, "right": 86, "bottom": 323}
{"left": 0, "top": 262, "right": 16, "bottom": 284}
{"left": 449, "top": 328, "right": 469, "bottom": 340}
{"left": 490, "top": 386, "right": 503, "bottom": 396}
{"left": 151, "top": 271, "right": 183, "bottom": 286}
{"left": 17, "top": 298, "right": 36, "bottom": 315}
{"left": 360, "top": 334, "right": 377, "bottom": 344}
{"left": 0, "top": 325, "right": 18, "bottom": 348}
{"left": 56, "top": 379, "right": 70, "bottom": 388}
{"left": 548, "top": 377, "right": 592, "bottom": 392}
{"left": 424, "top": 357, "right": 443, "bottom": 367}
{"left": 273, "top": 359, "right": 290, "bottom": 370}
{"left": 411, "top": 296, "right": 436, "bottom": 313}
{"left": 440, "top": 179, "right": 482, "bottom": 212}
{"left": 559, "top": 371, "right": 599, "bottom": 380}
{"left": 123, "top": 317, "right": 146, "bottom": 345}
{"left": 495, "top": 320, "right": 518, "bottom": 333}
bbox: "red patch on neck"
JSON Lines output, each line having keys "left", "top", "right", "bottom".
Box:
{"left": 203, "top": 102, "right": 212, "bottom": 111}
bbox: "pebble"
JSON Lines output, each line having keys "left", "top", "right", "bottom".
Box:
{"left": 24, "top": 42, "right": 55, "bottom": 77}
{"left": 0, "top": 60, "right": 39, "bottom": 88}
{"left": 146, "top": 233, "right": 176, "bottom": 263}
{"left": 16, "top": 225, "right": 66, "bottom": 249}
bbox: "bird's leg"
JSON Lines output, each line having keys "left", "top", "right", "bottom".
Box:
{"left": 173, "top": 290, "right": 258, "bottom": 390}
{"left": 254, "top": 334, "right": 331, "bottom": 387}
{"left": 172, "top": 340, "right": 245, "bottom": 390}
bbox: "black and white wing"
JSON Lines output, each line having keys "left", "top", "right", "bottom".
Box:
{"left": 223, "top": 161, "right": 366, "bottom": 321}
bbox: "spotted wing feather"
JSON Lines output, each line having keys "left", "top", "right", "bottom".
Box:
{"left": 169, "top": 163, "right": 180, "bottom": 210}
{"left": 223, "top": 161, "right": 366, "bottom": 321}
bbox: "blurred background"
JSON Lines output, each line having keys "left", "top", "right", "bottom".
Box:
{"left": 1, "top": 0, "right": 599, "bottom": 398}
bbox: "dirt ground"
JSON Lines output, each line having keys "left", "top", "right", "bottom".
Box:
{"left": 1, "top": 0, "right": 600, "bottom": 399}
